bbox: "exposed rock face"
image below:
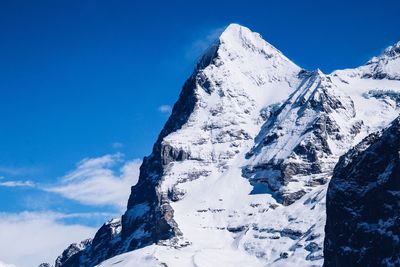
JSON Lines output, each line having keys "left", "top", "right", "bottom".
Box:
{"left": 53, "top": 24, "right": 400, "bottom": 267}
{"left": 55, "top": 239, "right": 91, "bottom": 267}
{"left": 55, "top": 219, "right": 121, "bottom": 267}
{"left": 244, "top": 69, "right": 360, "bottom": 205}
{"left": 120, "top": 72, "right": 199, "bottom": 249}
{"left": 324, "top": 117, "right": 400, "bottom": 267}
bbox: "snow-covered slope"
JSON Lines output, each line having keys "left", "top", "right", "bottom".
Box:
{"left": 0, "top": 261, "right": 16, "bottom": 267}
{"left": 53, "top": 24, "right": 400, "bottom": 267}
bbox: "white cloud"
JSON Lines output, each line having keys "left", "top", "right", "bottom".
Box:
{"left": 0, "top": 212, "right": 97, "bottom": 267}
{"left": 0, "top": 155, "right": 141, "bottom": 266}
{"left": 158, "top": 104, "right": 172, "bottom": 114}
{"left": 45, "top": 154, "right": 141, "bottom": 210}
{"left": 0, "top": 180, "right": 35, "bottom": 188}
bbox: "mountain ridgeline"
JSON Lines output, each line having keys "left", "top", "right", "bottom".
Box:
{"left": 51, "top": 24, "right": 400, "bottom": 267}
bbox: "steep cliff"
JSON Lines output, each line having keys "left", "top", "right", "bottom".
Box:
{"left": 324, "top": 117, "right": 400, "bottom": 267}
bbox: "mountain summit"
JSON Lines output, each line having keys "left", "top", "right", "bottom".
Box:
{"left": 52, "top": 24, "right": 400, "bottom": 267}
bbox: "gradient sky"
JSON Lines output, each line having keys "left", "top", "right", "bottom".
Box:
{"left": 0, "top": 0, "right": 400, "bottom": 265}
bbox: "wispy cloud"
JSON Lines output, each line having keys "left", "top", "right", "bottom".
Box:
{"left": 112, "top": 142, "right": 124, "bottom": 149}
{"left": 0, "top": 155, "right": 141, "bottom": 266}
{"left": 45, "top": 154, "right": 141, "bottom": 210}
{"left": 0, "top": 211, "right": 97, "bottom": 267}
{"left": 0, "top": 166, "right": 39, "bottom": 176}
{"left": 186, "top": 26, "right": 225, "bottom": 60}
{"left": 0, "top": 180, "right": 35, "bottom": 188}
{"left": 158, "top": 104, "right": 172, "bottom": 114}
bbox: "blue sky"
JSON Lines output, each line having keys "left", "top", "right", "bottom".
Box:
{"left": 0, "top": 0, "right": 400, "bottom": 266}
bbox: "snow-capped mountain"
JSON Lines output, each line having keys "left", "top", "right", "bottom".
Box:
{"left": 52, "top": 24, "right": 400, "bottom": 267}
{"left": 324, "top": 116, "right": 400, "bottom": 266}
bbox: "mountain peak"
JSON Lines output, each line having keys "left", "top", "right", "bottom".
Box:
{"left": 221, "top": 23, "right": 244, "bottom": 32}
{"left": 218, "top": 23, "right": 274, "bottom": 52}
{"left": 349, "top": 40, "right": 400, "bottom": 80}
{"left": 383, "top": 40, "right": 400, "bottom": 57}
{"left": 194, "top": 23, "right": 287, "bottom": 72}
{"left": 367, "top": 40, "right": 400, "bottom": 64}
{"left": 219, "top": 23, "right": 251, "bottom": 39}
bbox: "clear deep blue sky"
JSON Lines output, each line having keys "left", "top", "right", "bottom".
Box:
{"left": 0, "top": 0, "right": 399, "bottom": 216}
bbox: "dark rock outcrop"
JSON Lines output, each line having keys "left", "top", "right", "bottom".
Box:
{"left": 55, "top": 239, "right": 92, "bottom": 267}
{"left": 55, "top": 219, "right": 121, "bottom": 267}
{"left": 324, "top": 117, "right": 400, "bottom": 267}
